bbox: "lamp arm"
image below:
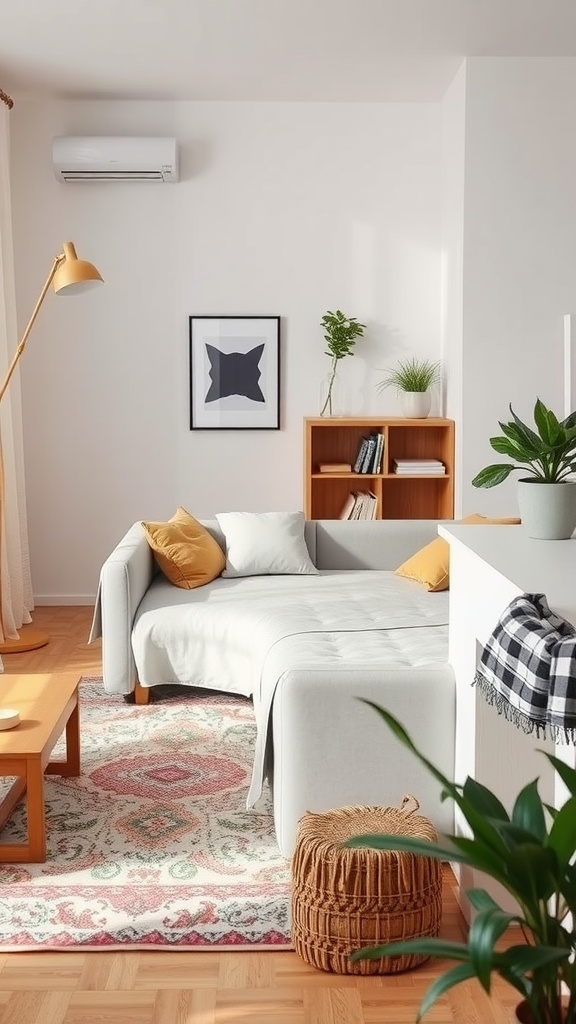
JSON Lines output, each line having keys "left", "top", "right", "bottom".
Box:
{"left": 0, "top": 252, "right": 64, "bottom": 406}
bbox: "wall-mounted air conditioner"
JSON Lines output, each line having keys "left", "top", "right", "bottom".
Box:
{"left": 52, "top": 136, "right": 179, "bottom": 182}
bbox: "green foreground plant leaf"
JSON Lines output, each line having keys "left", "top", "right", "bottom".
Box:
{"left": 346, "top": 699, "right": 576, "bottom": 1022}
{"left": 417, "top": 964, "right": 479, "bottom": 1020}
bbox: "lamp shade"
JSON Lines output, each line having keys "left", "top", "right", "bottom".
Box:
{"left": 52, "top": 241, "right": 103, "bottom": 295}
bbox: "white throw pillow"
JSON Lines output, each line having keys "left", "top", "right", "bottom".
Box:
{"left": 215, "top": 511, "right": 318, "bottom": 577}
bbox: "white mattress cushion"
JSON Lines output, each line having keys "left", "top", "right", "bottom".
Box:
{"left": 132, "top": 570, "right": 449, "bottom": 692}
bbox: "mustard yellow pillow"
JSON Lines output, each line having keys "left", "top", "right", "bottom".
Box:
{"left": 395, "top": 514, "right": 521, "bottom": 592}
{"left": 141, "top": 507, "right": 225, "bottom": 589}
{"left": 396, "top": 536, "right": 450, "bottom": 592}
{"left": 460, "top": 514, "right": 521, "bottom": 527}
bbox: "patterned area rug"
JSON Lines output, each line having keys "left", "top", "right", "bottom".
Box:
{"left": 0, "top": 679, "right": 291, "bottom": 950}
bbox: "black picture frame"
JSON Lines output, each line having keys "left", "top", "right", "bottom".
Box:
{"left": 189, "top": 316, "right": 281, "bottom": 430}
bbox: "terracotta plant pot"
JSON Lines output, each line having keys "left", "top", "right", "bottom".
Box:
{"left": 513, "top": 997, "right": 570, "bottom": 1023}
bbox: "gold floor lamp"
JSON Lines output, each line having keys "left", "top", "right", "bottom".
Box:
{"left": 0, "top": 241, "right": 103, "bottom": 655}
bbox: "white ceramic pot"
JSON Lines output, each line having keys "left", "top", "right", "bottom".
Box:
{"left": 400, "top": 391, "right": 431, "bottom": 419}
{"left": 517, "top": 479, "right": 576, "bottom": 540}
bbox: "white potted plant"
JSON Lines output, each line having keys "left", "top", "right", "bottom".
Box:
{"left": 472, "top": 398, "right": 576, "bottom": 539}
{"left": 376, "top": 357, "right": 441, "bottom": 418}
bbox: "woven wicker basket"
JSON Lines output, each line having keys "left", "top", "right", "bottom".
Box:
{"left": 291, "top": 798, "right": 442, "bottom": 975}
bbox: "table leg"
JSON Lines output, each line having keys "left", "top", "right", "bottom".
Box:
{"left": 46, "top": 694, "right": 80, "bottom": 777}
{"left": 25, "top": 758, "right": 46, "bottom": 862}
{"left": 64, "top": 698, "right": 80, "bottom": 776}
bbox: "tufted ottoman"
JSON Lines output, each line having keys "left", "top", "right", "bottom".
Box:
{"left": 291, "top": 799, "right": 442, "bottom": 975}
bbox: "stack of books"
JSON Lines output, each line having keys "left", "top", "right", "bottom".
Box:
{"left": 339, "top": 491, "right": 378, "bottom": 520}
{"left": 353, "top": 433, "right": 384, "bottom": 474}
{"left": 393, "top": 458, "right": 445, "bottom": 475}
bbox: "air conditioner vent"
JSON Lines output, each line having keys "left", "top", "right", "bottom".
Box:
{"left": 61, "top": 170, "right": 164, "bottom": 181}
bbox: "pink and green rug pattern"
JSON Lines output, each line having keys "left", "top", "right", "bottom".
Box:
{"left": 0, "top": 680, "right": 291, "bottom": 950}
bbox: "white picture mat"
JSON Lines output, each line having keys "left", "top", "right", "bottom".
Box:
{"left": 190, "top": 317, "right": 280, "bottom": 429}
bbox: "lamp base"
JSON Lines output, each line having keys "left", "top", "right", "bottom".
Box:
{"left": 0, "top": 627, "right": 50, "bottom": 654}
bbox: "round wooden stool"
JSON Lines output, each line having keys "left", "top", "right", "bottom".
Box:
{"left": 291, "top": 797, "right": 442, "bottom": 975}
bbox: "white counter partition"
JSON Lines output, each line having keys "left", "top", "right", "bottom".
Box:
{"left": 439, "top": 523, "right": 576, "bottom": 913}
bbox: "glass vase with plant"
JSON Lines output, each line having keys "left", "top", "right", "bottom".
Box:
{"left": 320, "top": 309, "right": 366, "bottom": 416}
{"left": 346, "top": 701, "right": 576, "bottom": 1024}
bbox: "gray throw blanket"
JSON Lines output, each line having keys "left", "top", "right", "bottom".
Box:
{"left": 473, "top": 593, "right": 576, "bottom": 744}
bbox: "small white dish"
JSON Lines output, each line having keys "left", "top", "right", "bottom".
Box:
{"left": 0, "top": 708, "right": 20, "bottom": 730}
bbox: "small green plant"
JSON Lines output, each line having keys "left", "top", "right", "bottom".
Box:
{"left": 472, "top": 398, "right": 576, "bottom": 488}
{"left": 346, "top": 701, "right": 576, "bottom": 1024}
{"left": 320, "top": 309, "right": 366, "bottom": 416}
{"left": 376, "top": 357, "right": 441, "bottom": 395}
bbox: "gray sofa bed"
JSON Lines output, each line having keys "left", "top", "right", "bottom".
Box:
{"left": 90, "top": 518, "right": 455, "bottom": 856}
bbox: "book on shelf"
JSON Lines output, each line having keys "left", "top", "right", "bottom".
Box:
{"left": 353, "top": 438, "right": 369, "bottom": 473}
{"left": 393, "top": 458, "right": 444, "bottom": 467}
{"left": 394, "top": 469, "right": 446, "bottom": 475}
{"left": 338, "top": 492, "right": 357, "bottom": 520}
{"left": 394, "top": 467, "right": 446, "bottom": 475}
{"left": 360, "top": 434, "right": 378, "bottom": 473}
{"left": 339, "top": 490, "right": 378, "bottom": 520}
{"left": 318, "top": 462, "right": 352, "bottom": 473}
{"left": 343, "top": 493, "right": 361, "bottom": 520}
{"left": 352, "top": 432, "right": 384, "bottom": 474}
{"left": 352, "top": 492, "right": 366, "bottom": 519}
{"left": 393, "top": 458, "right": 445, "bottom": 475}
{"left": 351, "top": 493, "right": 365, "bottom": 519}
{"left": 360, "top": 490, "right": 378, "bottom": 519}
{"left": 372, "top": 432, "right": 384, "bottom": 473}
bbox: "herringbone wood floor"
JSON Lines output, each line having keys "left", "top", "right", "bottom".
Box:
{"left": 0, "top": 607, "right": 519, "bottom": 1024}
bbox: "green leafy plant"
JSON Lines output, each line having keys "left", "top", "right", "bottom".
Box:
{"left": 320, "top": 309, "right": 366, "bottom": 416}
{"left": 376, "top": 357, "right": 442, "bottom": 395}
{"left": 346, "top": 701, "right": 576, "bottom": 1024}
{"left": 472, "top": 399, "right": 576, "bottom": 488}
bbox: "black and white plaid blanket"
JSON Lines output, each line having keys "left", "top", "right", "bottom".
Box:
{"left": 473, "top": 593, "right": 576, "bottom": 744}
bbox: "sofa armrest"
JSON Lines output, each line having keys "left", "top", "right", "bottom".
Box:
{"left": 89, "top": 522, "right": 156, "bottom": 695}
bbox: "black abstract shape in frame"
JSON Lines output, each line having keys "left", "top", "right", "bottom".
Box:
{"left": 204, "top": 343, "right": 265, "bottom": 404}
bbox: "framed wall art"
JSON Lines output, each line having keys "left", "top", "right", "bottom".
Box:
{"left": 189, "top": 316, "right": 281, "bottom": 430}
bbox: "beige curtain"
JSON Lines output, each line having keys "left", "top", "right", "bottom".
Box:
{"left": 0, "top": 91, "right": 34, "bottom": 644}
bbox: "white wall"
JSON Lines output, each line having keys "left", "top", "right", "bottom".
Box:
{"left": 440, "top": 62, "right": 466, "bottom": 517}
{"left": 10, "top": 99, "right": 443, "bottom": 601}
{"left": 460, "top": 57, "right": 576, "bottom": 516}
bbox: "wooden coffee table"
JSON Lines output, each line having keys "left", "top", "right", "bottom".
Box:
{"left": 0, "top": 672, "right": 81, "bottom": 862}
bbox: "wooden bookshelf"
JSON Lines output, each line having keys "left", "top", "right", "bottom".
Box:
{"left": 304, "top": 417, "right": 455, "bottom": 520}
